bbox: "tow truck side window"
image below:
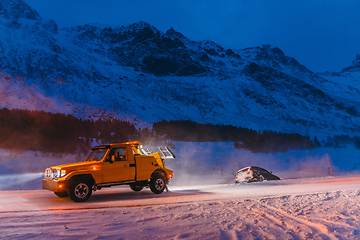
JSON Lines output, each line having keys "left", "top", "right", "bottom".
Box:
{"left": 110, "top": 147, "right": 127, "bottom": 161}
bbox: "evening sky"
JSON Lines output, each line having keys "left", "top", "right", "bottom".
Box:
{"left": 24, "top": 0, "right": 360, "bottom": 72}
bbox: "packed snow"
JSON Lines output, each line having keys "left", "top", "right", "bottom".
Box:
{"left": 1, "top": 142, "right": 360, "bottom": 239}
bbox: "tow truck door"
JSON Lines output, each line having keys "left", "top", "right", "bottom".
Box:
{"left": 102, "top": 147, "right": 131, "bottom": 183}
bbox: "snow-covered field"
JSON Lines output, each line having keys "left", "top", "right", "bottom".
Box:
{"left": 1, "top": 142, "right": 360, "bottom": 239}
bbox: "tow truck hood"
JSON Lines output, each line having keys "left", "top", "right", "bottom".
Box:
{"left": 50, "top": 161, "right": 99, "bottom": 170}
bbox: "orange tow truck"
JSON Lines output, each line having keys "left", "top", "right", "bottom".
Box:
{"left": 42, "top": 141, "right": 175, "bottom": 202}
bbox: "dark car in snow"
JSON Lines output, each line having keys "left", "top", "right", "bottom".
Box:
{"left": 234, "top": 166, "right": 280, "bottom": 183}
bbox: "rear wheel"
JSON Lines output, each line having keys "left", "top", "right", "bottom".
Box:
{"left": 150, "top": 174, "right": 166, "bottom": 194}
{"left": 54, "top": 191, "right": 68, "bottom": 197}
{"left": 130, "top": 183, "right": 144, "bottom": 192}
{"left": 68, "top": 181, "right": 92, "bottom": 202}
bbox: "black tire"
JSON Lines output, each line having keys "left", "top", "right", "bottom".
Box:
{"left": 68, "top": 181, "right": 92, "bottom": 202}
{"left": 130, "top": 183, "right": 144, "bottom": 192}
{"left": 54, "top": 191, "right": 68, "bottom": 197}
{"left": 150, "top": 174, "right": 166, "bottom": 194}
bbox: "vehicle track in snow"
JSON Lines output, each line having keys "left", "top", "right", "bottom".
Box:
{"left": 258, "top": 204, "right": 336, "bottom": 239}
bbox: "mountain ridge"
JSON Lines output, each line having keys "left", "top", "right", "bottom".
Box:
{"left": 0, "top": 0, "right": 360, "bottom": 138}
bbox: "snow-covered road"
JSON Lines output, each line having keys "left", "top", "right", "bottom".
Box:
{"left": 1, "top": 143, "right": 360, "bottom": 239}
{"left": 1, "top": 175, "right": 360, "bottom": 239}
{"left": 1, "top": 175, "right": 360, "bottom": 213}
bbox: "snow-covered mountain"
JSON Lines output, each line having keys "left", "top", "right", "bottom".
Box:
{"left": 1, "top": 0, "right": 360, "bottom": 138}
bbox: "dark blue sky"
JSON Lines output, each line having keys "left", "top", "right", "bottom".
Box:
{"left": 25, "top": 0, "right": 360, "bottom": 73}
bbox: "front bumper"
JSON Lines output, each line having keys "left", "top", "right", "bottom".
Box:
{"left": 42, "top": 179, "right": 67, "bottom": 192}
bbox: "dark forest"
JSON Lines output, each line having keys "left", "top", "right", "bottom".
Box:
{"left": 153, "top": 120, "right": 316, "bottom": 153}
{"left": 0, "top": 108, "right": 320, "bottom": 154}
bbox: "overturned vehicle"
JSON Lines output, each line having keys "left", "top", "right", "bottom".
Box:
{"left": 234, "top": 166, "right": 280, "bottom": 183}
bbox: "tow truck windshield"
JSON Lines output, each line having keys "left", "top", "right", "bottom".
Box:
{"left": 85, "top": 148, "right": 108, "bottom": 161}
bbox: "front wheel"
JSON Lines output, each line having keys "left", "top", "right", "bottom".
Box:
{"left": 150, "top": 174, "right": 166, "bottom": 194}
{"left": 68, "top": 181, "right": 92, "bottom": 202}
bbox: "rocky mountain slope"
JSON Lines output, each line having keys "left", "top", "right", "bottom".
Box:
{"left": 0, "top": 0, "right": 359, "bottom": 138}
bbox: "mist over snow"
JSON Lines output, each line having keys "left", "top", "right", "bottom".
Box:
{"left": 1, "top": 142, "right": 359, "bottom": 191}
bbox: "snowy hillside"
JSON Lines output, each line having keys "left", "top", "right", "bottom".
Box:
{"left": 0, "top": 0, "right": 360, "bottom": 138}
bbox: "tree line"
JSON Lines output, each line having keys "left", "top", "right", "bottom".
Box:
{"left": 153, "top": 120, "right": 316, "bottom": 153}
{"left": 324, "top": 134, "right": 360, "bottom": 149}
{"left": 0, "top": 109, "right": 319, "bottom": 154}
{"left": 0, "top": 108, "right": 138, "bottom": 154}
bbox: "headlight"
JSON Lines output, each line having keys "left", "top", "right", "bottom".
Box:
{"left": 51, "top": 169, "right": 58, "bottom": 179}
{"left": 51, "top": 169, "right": 67, "bottom": 179}
{"left": 45, "top": 168, "right": 51, "bottom": 178}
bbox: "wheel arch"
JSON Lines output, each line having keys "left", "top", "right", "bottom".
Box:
{"left": 68, "top": 174, "right": 95, "bottom": 186}
{"left": 151, "top": 169, "right": 169, "bottom": 183}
